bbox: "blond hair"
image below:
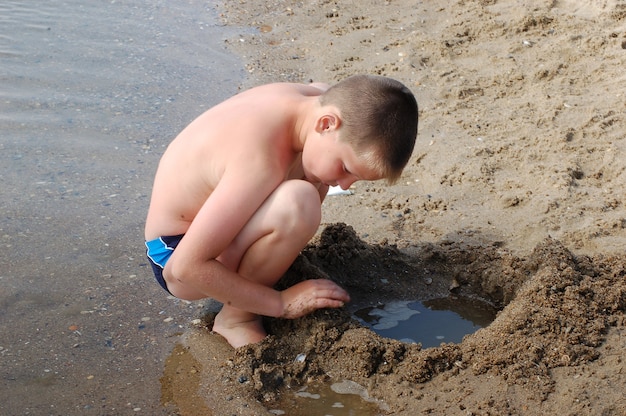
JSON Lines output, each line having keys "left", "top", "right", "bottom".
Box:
{"left": 319, "top": 75, "right": 418, "bottom": 183}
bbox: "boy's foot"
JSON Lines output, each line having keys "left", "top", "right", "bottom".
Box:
{"left": 212, "top": 309, "right": 267, "bottom": 349}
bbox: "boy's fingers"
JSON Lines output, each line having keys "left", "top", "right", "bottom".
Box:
{"left": 311, "top": 288, "right": 350, "bottom": 307}
{"left": 281, "top": 279, "right": 351, "bottom": 318}
{"left": 313, "top": 284, "right": 350, "bottom": 307}
{"left": 325, "top": 299, "right": 346, "bottom": 309}
{"left": 310, "top": 279, "right": 350, "bottom": 302}
{"left": 327, "top": 289, "right": 350, "bottom": 302}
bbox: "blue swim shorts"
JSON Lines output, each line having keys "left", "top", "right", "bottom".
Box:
{"left": 145, "top": 234, "right": 184, "bottom": 295}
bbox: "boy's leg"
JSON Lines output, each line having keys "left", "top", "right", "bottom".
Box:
{"left": 212, "top": 180, "right": 322, "bottom": 348}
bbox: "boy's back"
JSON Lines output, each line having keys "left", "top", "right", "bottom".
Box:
{"left": 145, "top": 82, "right": 328, "bottom": 242}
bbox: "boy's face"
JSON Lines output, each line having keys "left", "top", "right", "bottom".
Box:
{"left": 303, "top": 130, "right": 383, "bottom": 190}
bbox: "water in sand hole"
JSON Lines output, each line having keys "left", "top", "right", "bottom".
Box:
{"left": 268, "top": 297, "right": 497, "bottom": 415}
{"left": 354, "top": 296, "right": 498, "bottom": 348}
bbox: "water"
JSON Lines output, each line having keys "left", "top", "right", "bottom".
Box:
{"left": 1, "top": 1, "right": 243, "bottom": 414}
{"left": 266, "top": 297, "right": 497, "bottom": 415}
{"left": 355, "top": 296, "right": 498, "bottom": 348}
{"left": 269, "top": 380, "right": 386, "bottom": 416}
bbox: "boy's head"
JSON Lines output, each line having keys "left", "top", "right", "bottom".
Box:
{"left": 319, "top": 74, "right": 418, "bottom": 183}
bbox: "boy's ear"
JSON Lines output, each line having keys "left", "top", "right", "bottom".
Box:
{"left": 316, "top": 111, "right": 341, "bottom": 134}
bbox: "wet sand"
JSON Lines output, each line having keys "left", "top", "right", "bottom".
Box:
{"left": 158, "top": 1, "right": 626, "bottom": 415}
{"left": 0, "top": 1, "right": 242, "bottom": 414}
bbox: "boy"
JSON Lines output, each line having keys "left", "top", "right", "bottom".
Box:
{"left": 145, "top": 75, "right": 418, "bottom": 348}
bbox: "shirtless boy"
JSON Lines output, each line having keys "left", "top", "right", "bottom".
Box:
{"left": 145, "top": 75, "right": 418, "bottom": 348}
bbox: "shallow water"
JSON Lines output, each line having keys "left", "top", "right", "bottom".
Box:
{"left": 0, "top": 1, "right": 242, "bottom": 414}
{"left": 269, "top": 380, "right": 386, "bottom": 416}
{"left": 355, "top": 296, "right": 498, "bottom": 348}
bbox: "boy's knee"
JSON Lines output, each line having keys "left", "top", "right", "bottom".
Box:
{"left": 274, "top": 180, "right": 321, "bottom": 234}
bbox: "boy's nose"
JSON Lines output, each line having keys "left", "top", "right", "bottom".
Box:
{"left": 337, "top": 177, "right": 356, "bottom": 190}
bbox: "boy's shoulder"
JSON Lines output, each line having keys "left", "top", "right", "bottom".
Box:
{"left": 307, "top": 82, "right": 331, "bottom": 93}
{"left": 241, "top": 81, "right": 328, "bottom": 99}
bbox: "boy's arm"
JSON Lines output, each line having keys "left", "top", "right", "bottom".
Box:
{"left": 170, "top": 251, "right": 347, "bottom": 319}
{"left": 169, "top": 162, "right": 283, "bottom": 314}
{"left": 166, "top": 161, "right": 347, "bottom": 317}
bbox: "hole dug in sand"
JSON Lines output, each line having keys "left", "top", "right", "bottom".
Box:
{"left": 354, "top": 296, "right": 498, "bottom": 348}
{"left": 164, "top": 223, "right": 626, "bottom": 415}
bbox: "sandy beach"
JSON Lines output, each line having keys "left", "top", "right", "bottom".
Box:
{"left": 158, "top": 1, "right": 626, "bottom": 415}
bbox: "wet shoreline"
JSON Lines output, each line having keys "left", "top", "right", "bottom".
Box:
{"left": 1, "top": 1, "right": 244, "bottom": 414}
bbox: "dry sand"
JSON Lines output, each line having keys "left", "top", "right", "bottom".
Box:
{"left": 161, "top": 1, "right": 626, "bottom": 414}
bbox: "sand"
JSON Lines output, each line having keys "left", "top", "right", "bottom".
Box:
{"left": 161, "top": 1, "right": 626, "bottom": 414}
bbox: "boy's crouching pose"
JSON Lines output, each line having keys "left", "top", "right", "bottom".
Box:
{"left": 145, "top": 75, "right": 418, "bottom": 348}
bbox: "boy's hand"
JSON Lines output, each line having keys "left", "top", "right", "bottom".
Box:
{"left": 279, "top": 279, "right": 350, "bottom": 319}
